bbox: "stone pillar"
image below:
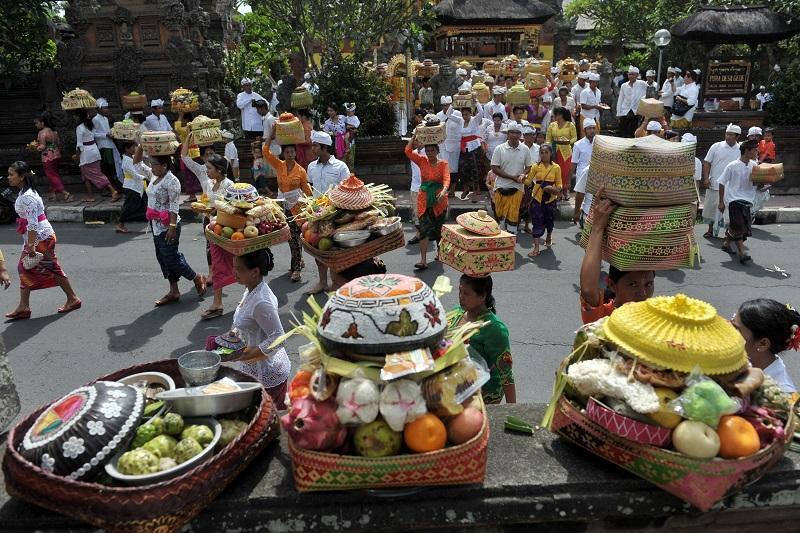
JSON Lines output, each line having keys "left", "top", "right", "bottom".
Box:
{"left": 0, "top": 336, "right": 20, "bottom": 435}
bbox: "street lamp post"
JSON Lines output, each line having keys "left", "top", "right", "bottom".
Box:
{"left": 653, "top": 29, "right": 672, "bottom": 86}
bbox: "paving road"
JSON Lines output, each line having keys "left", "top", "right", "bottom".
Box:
{"left": 2, "top": 220, "right": 800, "bottom": 418}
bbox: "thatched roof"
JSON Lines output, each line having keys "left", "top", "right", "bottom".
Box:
{"left": 434, "top": 0, "right": 557, "bottom": 25}
{"left": 671, "top": 5, "right": 800, "bottom": 44}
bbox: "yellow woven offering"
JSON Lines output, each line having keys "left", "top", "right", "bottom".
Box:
{"left": 61, "top": 88, "right": 96, "bottom": 111}
{"left": 188, "top": 115, "right": 222, "bottom": 146}
{"left": 602, "top": 294, "right": 747, "bottom": 375}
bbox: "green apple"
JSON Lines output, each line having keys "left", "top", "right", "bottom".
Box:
{"left": 353, "top": 419, "right": 402, "bottom": 458}
{"left": 318, "top": 237, "right": 333, "bottom": 251}
{"left": 647, "top": 388, "right": 683, "bottom": 429}
{"left": 222, "top": 226, "right": 235, "bottom": 238}
{"left": 672, "top": 420, "right": 720, "bottom": 459}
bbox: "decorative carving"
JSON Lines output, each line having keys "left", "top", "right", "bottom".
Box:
{"left": 95, "top": 24, "right": 116, "bottom": 48}
{"left": 159, "top": 0, "right": 186, "bottom": 31}
{"left": 140, "top": 22, "right": 161, "bottom": 47}
{"left": 113, "top": 45, "right": 144, "bottom": 88}
{"left": 113, "top": 6, "right": 132, "bottom": 25}
{"left": 64, "top": 5, "right": 90, "bottom": 35}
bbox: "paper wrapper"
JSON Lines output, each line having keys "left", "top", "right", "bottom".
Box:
{"left": 586, "top": 135, "right": 697, "bottom": 207}
{"left": 188, "top": 116, "right": 222, "bottom": 146}
{"left": 506, "top": 85, "right": 531, "bottom": 105}
{"left": 438, "top": 224, "right": 516, "bottom": 276}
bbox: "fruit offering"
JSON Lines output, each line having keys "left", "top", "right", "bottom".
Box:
{"left": 207, "top": 186, "right": 287, "bottom": 243}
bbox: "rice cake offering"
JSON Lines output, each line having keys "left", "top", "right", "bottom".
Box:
{"left": 586, "top": 135, "right": 697, "bottom": 207}
{"left": 318, "top": 274, "right": 447, "bottom": 354}
{"left": 19, "top": 382, "right": 144, "bottom": 480}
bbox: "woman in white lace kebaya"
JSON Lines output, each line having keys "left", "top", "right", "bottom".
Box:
{"left": 5, "top": 161, "right": 81, "bottom": 320}
{"left": 227, "top": 248, "right": 290, "bottom": 408}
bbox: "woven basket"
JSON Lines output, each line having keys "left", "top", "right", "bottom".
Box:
{"left": 586, "top": 135, "right": 697, "bottom": 207}
{"left": 301, "top": 228, "right": 405, "bottom": 273}
{"left": 525, "top": 73, "right": 548, "bottom": 90}
{"left": 483, "top": 60, "right": 500, "bottom": 76}
{"left": 122, "top": 93, "right": 147, "bottom": 111}
{"left": 751, "top": 163, "right": 784, "bottom": 184}
{"left": 551, "top": 391, "right": 793, "bottom": 511}
{"left": 719, "top": 99, "right": 740, "bottom": 111}
{"left": 637, "top": 98, "right": 664, "bottom": 118}
{"left": 288, "top": 405, "right": 489, "bottom": 491}
{"left": 205, "top": 224, "right": 290, "bottom": 256}
{"left": 506, "top": 85, "right": 531, "bottom": 106}
{"left": 415, "top": 123, "right": 446, "bottom": 145}
{"left": 3, "top": 359, "right": 279, "bottom": 533}
{"left": 61, "top": 89, "right": 96, "bottom": 111}
{"left": 275, "top": 115, "right": 306, "bottom": 145}
{"left": 291, "top": 88, "right": 313, "bottom": 109}
{"left": 415, "top": 64, "right": 440, "bottom": 78}
{"left": 453, "top": 92, "right": 475, "bottom": 110}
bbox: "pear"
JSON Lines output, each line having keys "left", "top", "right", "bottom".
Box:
{"left": 647, "top": 387, "right": 683, "bottom": 429}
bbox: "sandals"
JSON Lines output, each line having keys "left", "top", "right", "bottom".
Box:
{"left": 528, "top": 250, "right": 540, "bottom": 258}
{"left": 5, "top": 309, "right": 31, "bottom": 321}
{"left": 291, "top": 271, "right": 302, "bottom": 282}
{"left": 63, "top": 192, "right": 74, "bottom": 202}
{"left": 154, "top": 295, "right": 180, "bottom": 307}
{"left": 721, "top": 245, "right": 734, "bottom": 254}
{"left": 545, "top": 239, "right": 554, "bottom": 248}
{"left": 194, "top": 275, "right": 208, "bottom": 298}
{"left": 201, "top": 308, "right": 224, "bottom": 320}
{"left": 413, "top": 262, "right": 428, "bottom": 271}
{"left": 739, "top": 255, "right": 752, "bottom": 264}
{"left": 703, "top": 230, "right": 714, "bottom": 238}
{"left": 57, "top": 300, "right": 82, "bottom": 314}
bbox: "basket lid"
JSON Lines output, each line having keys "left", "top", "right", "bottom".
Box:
{"left": 456, "top": 210, "right": 500, "bottom": 236}
{"left": 602, "top": 294, "right": 747, "bottom": 375}
{"left": 225, "top": 182, "right": 259, "bottom": 202}
{"left": 329, "top": 175, "right": 374, "bottom": 210}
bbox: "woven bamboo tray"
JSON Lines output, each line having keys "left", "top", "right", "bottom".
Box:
{"left": 3, "top": 359, "right": 279, "bottom": 533}
{"left": 301, "top": 227, "right": 405, "bottom": 273}
{"left": 288, "top": 406, "right": 489, "bottom": 491}
{"left": 205, "top": 224, "right": 290, "bottom": 256}
{"left": 547, "top": 353, "right": 795, "bottom": 512}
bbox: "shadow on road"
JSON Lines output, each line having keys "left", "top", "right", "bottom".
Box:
{"left": 750, "top": 227, "right": 782, "bottom": 242}
{"left": 3, "top": 313, "right": 65, "bottom": 352}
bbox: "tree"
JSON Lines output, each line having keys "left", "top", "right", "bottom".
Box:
{"left": 0, "top": 0, "right": 60, "bottom": 81}
{"left": 251, "top": 0, "right": 434, "bottom": 72}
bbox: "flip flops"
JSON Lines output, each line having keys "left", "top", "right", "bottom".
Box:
{"left": 201, "top": 308, "right": 223, "bottom": 320}
{"left": 57, "top": 300, "right": 82, "bottom": 314}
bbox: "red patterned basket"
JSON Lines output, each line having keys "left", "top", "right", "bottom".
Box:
{"left": 205, "top": 224, "right": 290, "bottom": 256}
{"left": 551, "top": 393, "right": 794, "bottom": 511}
{"left": 288, "top": 408, "right": 489, "bottom": 492}
{"left": 3, "top": 359, "right": 279, "bottom": 533}
{"left": 301, "top": 227, "right": 405, "bottom": 273}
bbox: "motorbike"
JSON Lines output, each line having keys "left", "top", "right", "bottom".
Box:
{"left": 0, "top": 176, "right": 17, "bottom": 225}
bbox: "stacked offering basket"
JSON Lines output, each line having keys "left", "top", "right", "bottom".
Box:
{"left": 61, "top": 88, "right": 96, "bottom": 111}
{"left": 170, "top": 87, "right": 199, "bottom": 112}
{"left": 188, "top": 116, "right": 222, "bottom": 147}
{"left": 141, "top": 131, "right": 179, "bottom": 156}
{"left": 110, "top": 119, "right": 140, "bottom": 142}
{"left": 122, "top": 92, "right": 147, "bottom": 111}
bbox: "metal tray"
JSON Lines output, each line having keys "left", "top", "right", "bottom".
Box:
{"left": 156, "top": 382, "right": 262, "bottom": 416}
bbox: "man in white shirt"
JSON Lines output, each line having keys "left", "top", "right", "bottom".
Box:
{"left": 571, "top": 118, "right": 597, "bottom": 226}
{"left": 674, "top": 68, "right": 684, "bottom": 89}
{"left": 222, "top": 130, "right": 239, "bottom": 180}
{"left": 659, "top": 67, "right": 677, "bottom": 121}
{"left": 236, "top": 77, "right": 266, "bottom": 139}
{"left": 254, "top": 99, "right": 281, "bottom": 156}
{"left": 616, "top": 66, "right": 648, "bottom": 138}
{"left": 644, "top": 70, "right": 659, "bottom": 99}
{"left": 484, "top": 87, "right": 508, "bottom": 121}
{"left": 455, "top": 68, "right": 471, "bottom": 90}
{"left": 490, "top": 122, "right": 534, "bottom": 234}
{"left": 580, "top": 73, "right": 603, "bottom": 133}
{"left": 718, "top": 140, "right": 759, "bottom": 262}
{"left": 92, "top": 97, "right": 123, "bottom": 191}
{"left": 143, "top": 99, "right": 172, "bottom": 132}
{"left": 302, "top": 73, "right": 319, "bottom": 95}
{"left": 755, "top": 86, "right": 770, "bottom": 110}
{"left": 571, "top": 71, "right": 589, "bottom": 105}
{"left": 702, "top": 123, "right": 742, "bottom": 237}
{"left": 306, "top": 130, "right": 350, "bottom": 294}
{"left": 541, "top": 94, "right": 553, "bottom": 133}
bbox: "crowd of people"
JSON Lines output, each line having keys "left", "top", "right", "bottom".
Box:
{"left": 1, "top": 61, "right": 796, "bottom": 408}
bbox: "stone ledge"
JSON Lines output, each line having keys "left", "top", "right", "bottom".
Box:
{"left": 2, "top": 404, "right": 800, "bottom": 532}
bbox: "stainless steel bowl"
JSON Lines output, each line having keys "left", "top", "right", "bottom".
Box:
{"left": 336, "top": 236, "right": 370, "bottom": 247}
{"left": 370, "top": 216, "right": 402, "bottom": 236}
{"left": 156, "top": 382, "right": 262, "bottom": 416}
{"left": 333, "top": 230, "right": 371, "bottom": 248}
{"left": 177, "top": 351, "right": 221, "bottom": 386}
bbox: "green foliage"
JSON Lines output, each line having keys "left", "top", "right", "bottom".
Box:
{"left": 224, "top": 3, "right": 295, "bottom": 95}
{"left": 765, "top": 62, "right": 800, "bottom": 125}
{"left": 314, "top": 57, "right": 395, "bottom": 137}
{"left": 0, "top": 0, "right": 60, "bottom": 80}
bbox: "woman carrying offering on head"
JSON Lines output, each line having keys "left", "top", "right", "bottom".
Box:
{"left": 227, "top": 249, "right": 291, "bottom": 408}
{"left": 5, "top": 161, "right": 81, "bottom": 320}
{"left": 34, "top": 115, "right": 71, "bottom": 202}
{"left": 449, "top": 275, "right": 515, "bottom": 404}
{"left": 405, "top": 134, "right": 450, "bottom": 270}
{"left": 74, "top": 109, "right": 120, "bottom": 203}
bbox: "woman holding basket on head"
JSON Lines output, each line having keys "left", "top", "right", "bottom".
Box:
{"left": 265, "top": 128, "right": 312, "bottom": 283}
{"left": 181, "top": 133, "right": 233, "bottom": 319}
{"left": 546, "top": 107, "right": 576, "bottom": 201}
{"left": 404, "top": 132, "right": 450, "bottom": 270}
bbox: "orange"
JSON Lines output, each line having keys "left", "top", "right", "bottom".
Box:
{"left": 717, "top": 415, "right": 761, "bottom": 459}
{"left": 213, "top": 224, "right": 223, "bottom": 235}
{"left": 403, "top": 414, "right": 447, "bottom": 453}
{"left": 289, "top": 371, "right": 312, "bottom": 401}
{"left": 230, "top": 231, "right": 245, "bottom": 241}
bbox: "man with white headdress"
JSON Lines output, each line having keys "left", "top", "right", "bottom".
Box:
{"left": 746, "top": 126, "right": 763, "bottom": 143}
{"left": 490, "top": 122, "right": 534, "bottom": 234}
{"left": 302, "top": 73, "right": 319, "bottom": 95}
{"left": 571, "top": 71, "right": 589, "bottom": 118}
{"left": 236, "top": 77, "right": 266, "bottom": 139}
{"left": 572, "top": 118, "right": 597, "bottom": 227}
{"left": 222, "top": 130, "right": 239, "bottom": 180}
{"left": 306, "top": 130, "right": 350, "bottom": 294}
{"left": 484, "top": 87, "right": 508, "bottom": 121}
{"left": 143, "top": 99, "right": 172, "bottom": 131}
{"left": 659, "top": 67, "right": 677, "bottom": 120}
{"left": 92, "top": 97, "right": 123, "bottom": 191}
{"left": 541, "top": 94, "right": 553, "bottom": 132}
{"left": 644, "top": 119, "right": 662, "bottom": 137}
{"left": 755, "top": 85, "right": 770, "bottom": 110}
{"left": 681, "top": 132, "right": 703, "bottom": 212}
{"left": 644, "top": 69, "right": 658, "bottom": 99}
{"left": 617, "top": 66, "right": 648, "bottom": 137}
{"left": 702, "top": 124, "right": 741, "bottom": 238}
{"left": 579, "top": 72, "right": 603, "bottom": 134}
{"left": 455, "top": 68, "right": 470, "bottom": 90}
{"left": 439, "top": 95, "right": 462, "bottom": 195}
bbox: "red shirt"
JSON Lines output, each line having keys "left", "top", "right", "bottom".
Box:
{"left": 758, "top": 139, "right": 776, "bottom": 162}
{"left": 580, "top": 291, "right": 616, "bottom": 324}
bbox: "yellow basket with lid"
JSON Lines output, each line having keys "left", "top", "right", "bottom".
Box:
{"left": 602, "top": 294, "right": 747, "bottom": 375}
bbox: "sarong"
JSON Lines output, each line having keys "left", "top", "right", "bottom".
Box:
{"left": 152, "top": 224, "right": 196, "bottom": 283}
{"left": 530, "top": 198, "right": 557, "bottom": 238}
{"left": 209, "top": 241, "right": 236, "bottom": 289}
{"left": 494, "top": 189, "right": 523, "bottom": 225}
{"left": 17, "top": 236, "right": 66, "bottom": 290}
{"left": 726, "top": 200, "right": 752, "bottom": 243}
{"left": 42, "top": 159, "right": 64, "bottom": 193}
{"left": 79, "top": 161, "right": 111, "bottom": 190}
{"left": 458, "top": 147, "right": 483, "bottom": 186}
{"left": 120, "top": 190, "right": 147, "bottom": 223}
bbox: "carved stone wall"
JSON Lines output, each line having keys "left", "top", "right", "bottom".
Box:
{"left": 0, "top": 1, "right": 237, "bottom": 187}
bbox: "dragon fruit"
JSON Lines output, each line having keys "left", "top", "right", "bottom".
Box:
{"left": 281, "top": 397, "right": 347, "bottom": 451}
{"left": 380, "top": 379, "right": 427, "bottom": 432}
{"left": 741, "top": 405, "right": 785, "bottom": 448}
{"left": 336, "top": 378, "right": 380, "bottom": 425}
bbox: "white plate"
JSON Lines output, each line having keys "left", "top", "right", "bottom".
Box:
{"left": 156, "top": 382, "right": 262, "bottom": 416}
{"left": 104, "top": 416, "right": 221, "bottom": 486}
{"left": 117, "top": 371, "right": 176, "bottom": 419}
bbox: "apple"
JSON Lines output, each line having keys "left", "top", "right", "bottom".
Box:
{"left": 243, "top": 225, "right": 259, "bottom": 238}
{"left": 222, "top": 226, "right": 235, "bottom": 239}
{"left": 301, "top": 221, "right": 309, "bottom": 233}
{"left": 318, "top": 237, "right": 333, "bottom": 251}
{"left": 647, "top": 388, "right": 683, "bottom": 429}
{"left": 672, "top": 420, "right": 720, "bottom": 459}
{"left": 353, "top": 419, "right": 402, "bottom": 457}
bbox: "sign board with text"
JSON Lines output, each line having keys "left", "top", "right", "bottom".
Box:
{"left": 704, "top": 60, "right": 751, "bottom": 98}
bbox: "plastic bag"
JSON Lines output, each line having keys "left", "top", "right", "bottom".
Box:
{"left": 668, "top": 366, "right": 740, "bottom": 428}
{"left": 422, "top": 353, "right": 490, "bottom": 417}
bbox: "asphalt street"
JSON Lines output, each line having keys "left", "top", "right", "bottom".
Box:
{"left": 2, "top": 220, "right": 800, "bottom": 418}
